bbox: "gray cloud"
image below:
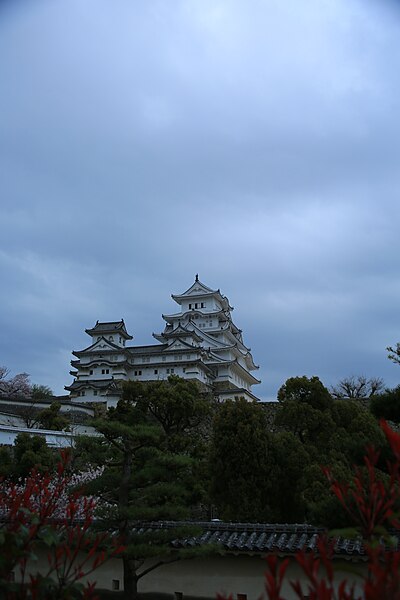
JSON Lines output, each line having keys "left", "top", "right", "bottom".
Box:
{"left": 1, "top": 0, "right": 400, "bottom": 398}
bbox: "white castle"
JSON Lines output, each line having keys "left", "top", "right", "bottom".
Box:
{"left": 66, "top": 277, "right": 260, "bottom": 407}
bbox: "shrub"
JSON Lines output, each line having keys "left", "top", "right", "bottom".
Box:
{"left": 0, "top": 451, "right": 123, "bottom": 599}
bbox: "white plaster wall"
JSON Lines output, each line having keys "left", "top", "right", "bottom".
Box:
{"left": 18, "top": 550, "right": 124, "bottom": 591}
{"left": 0, "top": 410, "right": 97, "bottom": 435}
{"left": 17, "top": 550, "right": 365, "bottom": 598}
{"left": 0, "top": 413, "right": 25, "bottom": 427}
{"left": 0, "top": 425, "right": 75, "bottom": 447}
{"left": 139, "top": 555, "right": 364, "bottom": 599}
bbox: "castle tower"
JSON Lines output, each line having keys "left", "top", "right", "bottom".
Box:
{"left": 154, "top": 276, "right": 260, "bottom": 401}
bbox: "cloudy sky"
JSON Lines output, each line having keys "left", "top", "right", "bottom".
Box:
{"left": 1, "top": 0, "right": 399, "bottom": 400}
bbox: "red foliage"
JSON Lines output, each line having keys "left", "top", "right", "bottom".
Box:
{"left": 264, "top": 555, "right": 289, "bottom": 600}
{"left": 290, "top": 538, "right": 357, "bottom": 600}
{"left": 0, "top": 451, "right": 124, "bottom": 599}
{"left": 324, "top": 438, "right": 400, "bottom": 541}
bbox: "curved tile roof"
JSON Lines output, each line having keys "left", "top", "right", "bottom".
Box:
{"left": 128, "top": 521, "right": 400, "bottom": 558}
{"left": 85, "top": 320, "right": 133, "bottom": 339}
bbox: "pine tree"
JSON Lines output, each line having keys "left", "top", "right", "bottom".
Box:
{"left": 86, "top": 379, "right": 208, "bottom": 598}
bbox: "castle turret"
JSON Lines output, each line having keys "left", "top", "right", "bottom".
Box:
{"left": 85, "top": 320, "right": 132, "bottom": 347}
{"left": 65, "top": 320, "right": 133, "bottom": 405}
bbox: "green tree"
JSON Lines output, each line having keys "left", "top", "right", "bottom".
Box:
{"left": 121, "top": 377, "right": 214, "bottom": 508}
{"left": 71, "top": 433, "right": 110, "bottom": 472}
{"left": 275, "top": 376, "right": 334, "bottom": 449}
{"left": 266, "top": 431, "right": 309, "bottom": 522}
{"left": 12, "top": 433, "right": 55, "bottom": 477}
{"left": 274, "top": 376, "right": 386, "bottom": 526}
{"left": 31, "top": 383, "right": 53, "bottom": 400}
{"left": 209, "top": 398, "right": 273, "bottom": 521}
{"left": 123, "top": 375, "right": 213, "bottom": 452}
{"left": 85, "top": 380, "right": 208, "bottom": 599}
{"left": 36, "top": 401, "right": 70, "bottom": 431}
{"left": 0, "top": 446, "right": 13, "bottom": 478}
{"left": 330, "top": 399, "right": 385, "bottom": 463}
{"left": 277, "top": 375, "right": 332, "bottom": 410}
{"left": 370, "top": 386, "right": 400, "bottom": 424}
{"left": 299, "top": 461, "right": 350, "bottom": 527}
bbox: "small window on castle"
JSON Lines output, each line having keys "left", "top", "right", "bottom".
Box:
{"left": 162, "top": 356, "right": 166, "bottom": 362}
{"left": 166, "top": 368, "right": 170, "bottom": 374}
{"left": 106, "top": 369, "right": 109, "bottom": 374}
{"left": 171, "top": 368, "right": 175, "bottom": 374}
{"left": 189, "top": 303, "right": 192, "bottom": 309}
{"left": 195, "top": 303, "right": 198, "bottom": 309}
{"left": 81, "top": 390, "right": 85, "bottom": 396}
{"left": 94, "top": 390, "right": 98, "bottom": 396}
{"left": 89, "top": 370, "right": 93, "bottom": 375}
{"left": 201, "top": 302, "right": 205, "bottom": 308}
{"left": 154, "top": 369, "right": 158, "bottom": 375}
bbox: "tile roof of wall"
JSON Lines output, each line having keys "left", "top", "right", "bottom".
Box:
{"left": 130, "top": 521, "right": 400, "bottom": 558}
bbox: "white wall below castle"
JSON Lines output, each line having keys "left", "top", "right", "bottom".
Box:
{"left": 20, "top": 550, "right": 364, "bottom": 598}
{"left": 0, "top": 425, "right": 79, "bottom": 447}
